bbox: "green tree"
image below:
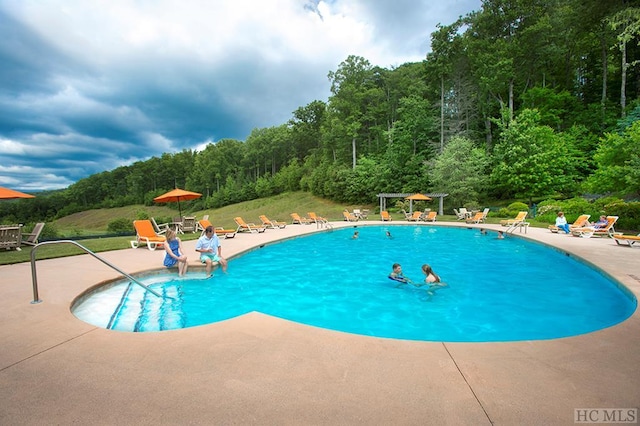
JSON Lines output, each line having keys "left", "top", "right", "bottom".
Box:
{"left": 583, "top": 120, "right": 640, "bottom": 197}
{"left": 491, "top": 109, "right": 581, "bottom": 202}
{"left": 429, "top": 136, "right": 490, "bottom": 208}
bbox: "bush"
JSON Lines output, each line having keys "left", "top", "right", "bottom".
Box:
{"left": 497, "top": 202, "right": 529, "bottom": 218}
{"left": 108, "top": 218, "right": 133, "bottom": 233}
{"left": 606, "top": 201, "right": 640, "bottom": 231}
{"left": 135, "top": 209, "right": 149, "bottom": 220}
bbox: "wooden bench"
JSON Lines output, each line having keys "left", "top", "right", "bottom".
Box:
{"left": 0, "top": 224, "right": 23, "bottom": 251}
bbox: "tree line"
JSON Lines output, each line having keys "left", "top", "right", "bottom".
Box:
{"left": 2, "top": 0, "right": 639, "bottom": 225}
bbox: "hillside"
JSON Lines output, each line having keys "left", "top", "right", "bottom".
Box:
{"left": 54, "top": 191, "right": 377, "bottom": 233}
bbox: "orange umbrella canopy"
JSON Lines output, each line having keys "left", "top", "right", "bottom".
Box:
{"left": 0, "top": 186, "right": 36, "bottom": 199}
{"left": 153, "top": 188, "right": 202, "bottom": 203}
{"left": 405, "top": 193, "right": 431, "bottom": 201}
{"left": 154, "top": 188, "right": 202, "bottom": 217}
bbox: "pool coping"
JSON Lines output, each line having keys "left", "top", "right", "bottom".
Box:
{"left": 1, "top": 220, "right": 639, "bottom": 424}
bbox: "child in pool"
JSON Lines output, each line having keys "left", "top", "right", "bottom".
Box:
{"left": 421, "top": 264, "right": 448, "bottom": 291}
{"left": 388, "top": 263, "right": 413, "bottom": 286}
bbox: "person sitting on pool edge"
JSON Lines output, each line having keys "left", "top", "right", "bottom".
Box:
{"left": 388, "top": 263, "right": 413, "bottom": 286}
{"left": 163, "top": 228, "right": 188, "bottom": 277}
{"left": 196, "top": 226, "right": 228, "bottom": 278}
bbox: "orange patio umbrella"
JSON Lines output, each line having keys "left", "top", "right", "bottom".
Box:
{"left": 405, "top": 193, "right": 431, "bottom": 214}
{"left": 153, "top": 188, "right": 202, "bottom": 217}
{"left": 0, "top": 186, "right": 36, "bottom": 199}
{"left": 405, "top": 193, "right": 431, "bottom": 201}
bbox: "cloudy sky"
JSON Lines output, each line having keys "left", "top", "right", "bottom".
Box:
{"left": 0, "top": 0, "right": 481, "bottom": 192}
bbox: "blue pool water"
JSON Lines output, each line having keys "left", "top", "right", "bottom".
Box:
{"left": 73, "top": 226, "right": 636, "bottom": 341}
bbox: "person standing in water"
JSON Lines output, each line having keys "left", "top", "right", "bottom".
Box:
{"left": 421, "top": 264, "right": 448, "bottom": 293}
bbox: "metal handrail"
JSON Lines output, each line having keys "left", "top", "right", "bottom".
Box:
{"left": 29, "top": 240, "right": 163, "bottom": 304}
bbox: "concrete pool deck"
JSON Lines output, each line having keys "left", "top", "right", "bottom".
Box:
{"left": 1, "top": 221, "right": 639, "bottom": 425}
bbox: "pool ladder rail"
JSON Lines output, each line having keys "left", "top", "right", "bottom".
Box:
{"left": 29, "top": 240, "right": 165, "bottom": 304}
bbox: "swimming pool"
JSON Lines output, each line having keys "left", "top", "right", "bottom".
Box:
{"left": 72, "top": 225, "right": 636, "bottom": 341}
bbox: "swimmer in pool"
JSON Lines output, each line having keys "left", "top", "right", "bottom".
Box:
{"left": 388, "top": 263, "right": 413, "bottom": 286}
{"left": 352, "top": 231, "right": 359, "bottom": 239}
{"left": 418, "top": 263, "right": 448, "bottom": 295}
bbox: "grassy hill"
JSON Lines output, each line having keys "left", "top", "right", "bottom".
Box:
{"left": 54, "top": 191, "right": 376, "bottom": 234}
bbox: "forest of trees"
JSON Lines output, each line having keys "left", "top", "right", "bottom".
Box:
{"left": 2, "top": 0, "right": 640, "bottom": 224}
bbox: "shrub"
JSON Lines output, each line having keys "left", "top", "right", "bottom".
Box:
{"left": 135, "top": 209, "right": 149, "bottom": 220}
{"left": 107, "top": 218, "right": 133, "bottom": 233}
{"left": 605, "top": 201, "right": 640, "bottom": 231}
{"left": 497, "top": 201, "right": 529, "bottom": 218}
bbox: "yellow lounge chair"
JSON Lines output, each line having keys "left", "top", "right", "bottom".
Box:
{"left": 197, "top": 219, "right": 236, "bottom": 238}
{"left": 307, "top": 212, "right": 328, "bottom": 223}
{"left": 406, "top": 211, "right": 423, "bottom": 221}
{"left": 343, "top": 210, "right": 358, "bottom": 222}
{"left": 234, "top": 217, "right": 266, "bottom": 233}
{"left": 380, "top": 211, "right": 392, "bottom": 221}
{"left": 572, "top": 216, "right": 620, "bottom": 238}
{"left": 214, "top": 227, "right": 236, "bottom": 239}
{"left": 548, "top": 214, "right": 590, "bottom": 233}
{"left": 290, "top": 212, "right": 311, "bottom": 224}
{"left": 466, "top": 212, "right": 484, "bottom": 224}
{"left": 423, "top": 211, "right": 437, "bottom": 222}
{"left": 500, "top": 211, "right": 528, "bottom": 226}
{"left": 614, "top": 234, "right": 640, "bottom": 247}
{"left": 260, "top": 215, "right": 287, "bottom": 229}
{"left": 131, "top": 220, "right": 166, "bottom": 250}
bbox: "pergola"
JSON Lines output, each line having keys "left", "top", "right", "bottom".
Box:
{"left": 377, "top": 193, "right": 449, "bottom": 216}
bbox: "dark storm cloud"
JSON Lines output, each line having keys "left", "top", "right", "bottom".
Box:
{"left": 0, "top": 0, "right": 481, "bottom": 191}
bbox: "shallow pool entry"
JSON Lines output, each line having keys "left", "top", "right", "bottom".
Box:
{"left": 73, "top": 226, "right": 636, "bottom": 341}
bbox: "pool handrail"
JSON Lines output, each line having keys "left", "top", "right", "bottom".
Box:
{"left": 29, "top": 240, "right": 164, "bottom": 304}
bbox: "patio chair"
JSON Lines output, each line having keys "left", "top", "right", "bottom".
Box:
{"left": 151, "top": 217, "right": 169, "bottom": 234}
{"left": 0, "top": 224, "right": 22, "bottom": 251}
{"left": 307, "top": 212, "right": 328, "bottom": 224}
{"left": 215, "top": 227, "right": 236, "bottom": 239}
{"left": 465, "top": 212, "right": 484, "bottom": 224}
{"left": 197, "top": 218, "right": 236, "bottom": 238}
{"left": 406, "top": 211, "right": 422, "bottom": 221}
{"left": 290, "top": 212, "right": 311, "bottom": 224}
{"left": 22, "top": 222, "right": 45, "bottom": 246}
{"left": 613, "top": 233, "right": 640, "bottom": 247}
{"left": 572, "top": 216, "right": 620, "bottom": 238}
{"left": 500, "top": 211, "right": 528, "bottom": 226}
{"left": 459, "top": 207, "right": 471, "bottom": 219}
{"left": 259, "top": 215, "right": 287, "bottom": 229}
{"left": 423, "top": 211, "right": 437, "bottom": 222}
{"left": 353, "top": 209, "right": 368, "bottom": 219}
{"left": 548, "top": 214, "right": 590, "bottom": 233}
{"left": 453, "top": 208, "right": 466, "bottom": 220}
{"left": 380, "top": 211, "right": 392, "bottom": 221}
{"left": 234, "top": 217, "right": 266, "bottom": 233}
{"left": 501, "top": 211, "right": 530, "bottom": 234}
{"left": 343, "top": 210, "right": 359, "bottom": 222}
{"left": 131, "top": 220, "right": 166, "bottom": 250}
{"left": 182, "top": 216, "right": 197, "bottom": 233}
